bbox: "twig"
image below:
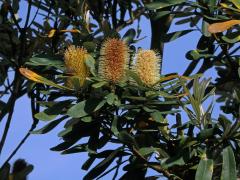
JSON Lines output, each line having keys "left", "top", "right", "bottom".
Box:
{"left": 1, "top": 89, "right": 40, "bottom": 165}
{"left": 113, "top": 156, "right": 122, "bottom": 180}
{"left": 131, "top": 147, "right": 182, "bottom": 180}
{"left": 24, "top": 0, "right": 32, "bottom": 28}
{"left": 0, "top": 102, "right": 15, "bottom": 156}
{"left": 1, "top": 124, "right": 36, "bottom": 167}
{"left": 7, "top": 3, "right": 22, "bottom": 31}
{"left": 28, "top": 0, "right": 41, "bottom": 28}
{"left": 116, "top": 8, "right": 146, "bottom": 32}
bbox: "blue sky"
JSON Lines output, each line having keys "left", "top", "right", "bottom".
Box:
{"left": 0, "top": 3, "right": 223, "bottom": 179}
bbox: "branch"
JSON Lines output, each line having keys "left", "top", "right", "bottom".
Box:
{"left": 0, "top": 102, "right": 15, "bottom": 156}
{"left": 1, "top": 117, "right": 39, "bottom": 167}
{"left": 116, "top": 8, "right": 146, "bottom": 32}
{"left": 1, "top": 89, "right": 40, "bottom": 166}
{"left": 27, "top": 0, "right": 41, "bottom": 28}
{"left": 7, "top": 3, "right": 22, "bottom": 32}
{"left": 131, "top": 147, "right": 182, "bottom": 180}
{"left": 0, "top": 73, "right": 22, "bottom": 155}
{"left": 24, "top": 0, "right": 32, "bottom": 28}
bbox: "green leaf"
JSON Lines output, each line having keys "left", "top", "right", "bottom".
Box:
{"left": 145, "top": 0, "right": 185, "bottom": 10}
{"left": 195, "top": 159, "right": 213, "bottom": 180}
{"left": 118, "top": 131, "right": 137, "bottom": 146}
{"left": 82, "top": 116, "right": 92, "bottom": 123}
{"left": 222, "top": 35, "right": 240, "bottom": 44}
{"left": 83, "top": 41, "right": 96, "bottom": 52}
{"left": 12, "top": 0, "right": 19, "bottom": 13}
{"left": 0, "top": 100, "right": 7, "bottom": 112}
{"left": 34, "top": 112, "right": 57, "bottom": 121}
{"left": 126, "top": 70, "right": 144, "bottom": 86}
{"left": 31, "top": 116, "right": 67, "bottom": 134}
{"left": 161, "top": 154, "right": 186, "bottom": 168}
{"left": 122, "top": 28, "right": 136, "bottom": 44}
{"left": 152, "top": 11, "right": 171, "bottom": 20}
{"left": 197, "top": 127, "right": 215, "bottom": 141}
{"left": 202, "top": 21, "right": 211, "bottom": 37}
{"left": 111, "top": 116, "right": 119, "bottom": 136}
{"left": 139, "top": 147, "right": 156, "bottom": 156}
{"left": 82, "top": 157, "right": 96, "bottom": 170}
{"left": 186, "top": 50, "right": 214, "bottom": 60}
{"left": 67, "top": 99, "right": 106, "bottom": 118}
{"left": 27, "top": 55, "right": 64, "bottom": 69}
{"left": 162, "top": 30, "right": 195, "bottom": 42}
{"left": 238, "top": 67, "right": 240, "bottom": 78}
{"left": 85, "top": 54, "right": 96, "bottom": 76}
{"left": 61, "top": 144, "right": 89, "bottom": 154}
{"left": 186, "top": 50, "right": 201, "bottom": 60}
{"left": 221, "top": 146, "right": 237, "bottom": 180}
{"left": 34, "top": 100, "right": 71, "bottom": 121}
{"left": 105, "top": 93, "right": 117, "bottom": 105}
{"left": 151, "top": 111, "right": 165, "bottom": 124}
{"left": 83, "top": 148, "right": 121, "bottom": 180}
{"left": 231, "top": 0, "right": 240, "bottom": 9}
{"left": 92, "top": 81, "right": 107, "bottom": 88}
{"left": 51, "top": 141, "right": 78, "bottom": 151}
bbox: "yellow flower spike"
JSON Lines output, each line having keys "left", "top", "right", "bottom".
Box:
{"left": 64, "top": 45, "right": 90, "bottom": 87}
{"left": 133, "top": 50, "right": 161, "bottom": 87}
{"left": 99, "top": 38, "right": 129, "bottom": 83}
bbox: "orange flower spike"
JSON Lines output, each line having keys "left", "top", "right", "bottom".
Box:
{"left": 99, "top": 38, "right": 129, "bottom": 83}
{"left": 134, "top": 50, "right": 161, "bottom": 86}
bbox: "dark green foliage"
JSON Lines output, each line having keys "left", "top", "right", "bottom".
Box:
{"left": 1, "top": 0, "right": 240, "bottom": 179}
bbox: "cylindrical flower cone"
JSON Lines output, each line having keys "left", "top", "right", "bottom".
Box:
{"left": 133, "top": 49, "right": 161, "bottom": 87}
{"left": 64, "top": 45, "right": 90, "bottom": 88}
{"left": 98, "top": 38, "right": 129, "bottom": 83}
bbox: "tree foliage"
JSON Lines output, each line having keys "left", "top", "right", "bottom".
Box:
{"left": 0, "top": 0, "right": 240, "bottom": 179}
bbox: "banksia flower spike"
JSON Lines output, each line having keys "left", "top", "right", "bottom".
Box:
{"left": 98, "top": 38, "right": 129, "bottom": 83}
{"left": 133, "top": 49, "right": 161, "bottom": 87}
{"left": 64, "top": 45, "right": 90, "bottom": 87}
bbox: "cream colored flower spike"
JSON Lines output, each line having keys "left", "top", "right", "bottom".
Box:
{"left": 64, "top": 45, "right": 90, "bottom": 87}
{"left": 134, "top": 50, "right": 161, "bottom": 86}
{"left": 99, "top": 38, "right": 129, "bottom": 83}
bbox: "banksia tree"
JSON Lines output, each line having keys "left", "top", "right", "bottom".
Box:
{"left": 2, "top": 1, "right": 240, "bottom": 180}
{"left": 64, "top": 45, "right": 90, "bottom": 87}
{"left": 98, "top": 38, "right": 129, "bottom": 83}
{"left": 133, "top": 49, "right": 161, "bottom": 86}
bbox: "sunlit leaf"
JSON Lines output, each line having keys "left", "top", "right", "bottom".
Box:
{"left": 48, "top": 29, "right": 80, "bottom": 38}
{"left": 231, "top": 0, "right": 240, "bottom": 9}
{"left": 208, "top": 20, "right": 240, "bottom": 33}
{"left": 19, "top": 68, "right": 72, "bottom": 90}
